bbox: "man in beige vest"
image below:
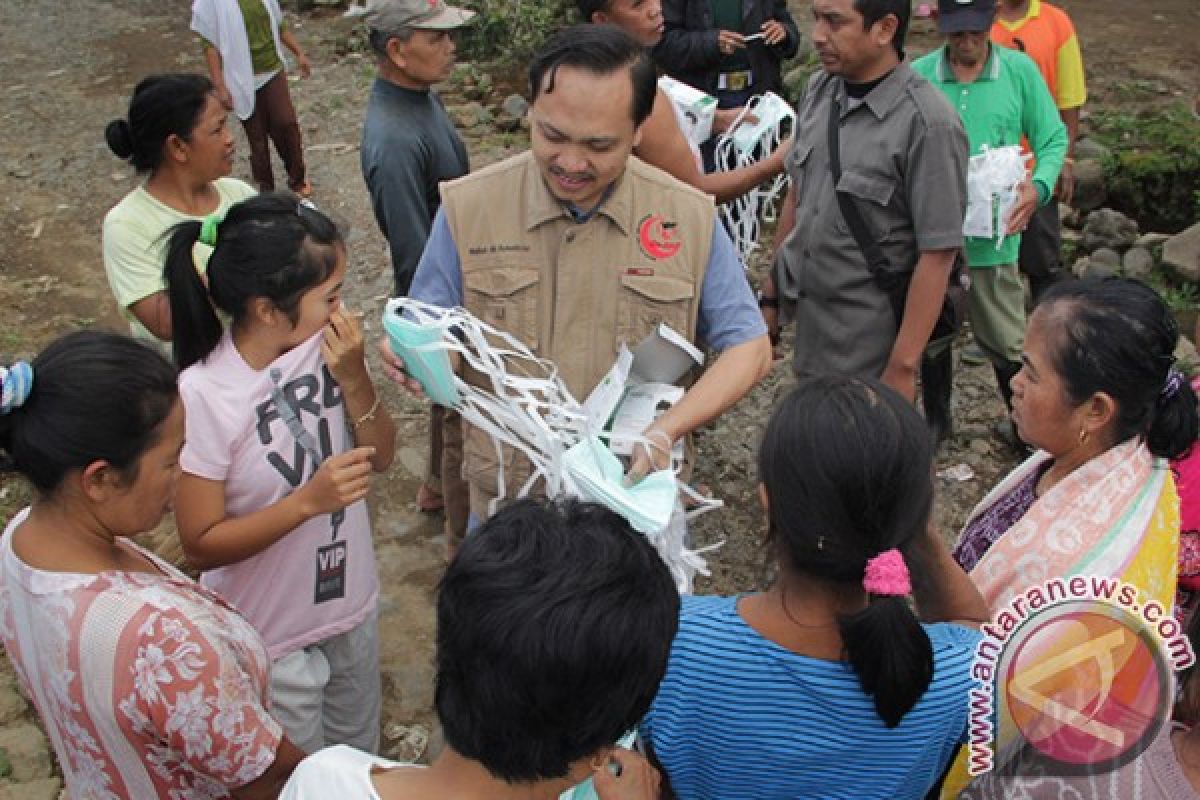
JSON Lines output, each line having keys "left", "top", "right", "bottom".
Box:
{"left": 383, "top": 24, "right": 772, "bottom": 524}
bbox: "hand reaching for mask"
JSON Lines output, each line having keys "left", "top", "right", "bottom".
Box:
{"left": 623, "top": 428, "right": 674, "bottom": 487}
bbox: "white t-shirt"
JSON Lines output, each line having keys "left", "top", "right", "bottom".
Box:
{"left": 102, "top": 176, "right": 255, "bottom": 344}
{"left": 179, "top": 330, "right": 379, "bottom": 660}
{"left": 281, "top": 745, "right": 411, "bottom": 799}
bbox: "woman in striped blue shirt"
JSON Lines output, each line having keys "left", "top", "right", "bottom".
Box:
{"left": 641, "top": 375, "right": 988, "bottom": 799}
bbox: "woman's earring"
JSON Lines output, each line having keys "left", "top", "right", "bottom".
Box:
{"left": 1079, "top": 428, "right": 1089, "bottom": 445}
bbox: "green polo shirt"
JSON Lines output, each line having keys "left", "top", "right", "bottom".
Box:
{"left": 912, "top": 43, "right": 1066, "bottom": 267}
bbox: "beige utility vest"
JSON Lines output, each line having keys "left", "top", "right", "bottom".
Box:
{"left": 440, "top": 152, "right": 714, "bottom": 514}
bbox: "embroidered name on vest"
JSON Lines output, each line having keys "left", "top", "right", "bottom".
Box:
{"left": 467, "top": 243, "right": 532, "bottom": 256}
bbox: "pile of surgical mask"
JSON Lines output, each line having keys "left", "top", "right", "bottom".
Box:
{"left": 714, "top": 91, "right": 795, "bottom": 263}
{"left": 383, "top": 298, "right": 721, "bottom": 593}
{"left": 963, "top": 144, "right": 1031, "bottom": 249}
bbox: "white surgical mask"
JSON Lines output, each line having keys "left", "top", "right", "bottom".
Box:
{"left": 563, "top": 437, "right": 677, "bottom": 535}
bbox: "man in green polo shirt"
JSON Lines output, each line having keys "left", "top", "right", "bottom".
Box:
{"left": 913, "top": 0, "right": 1065, "bottom": 446}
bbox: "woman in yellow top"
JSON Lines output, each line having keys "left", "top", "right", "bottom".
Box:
{"left": 104, "top": 73, "right": 257, "bottom": 347}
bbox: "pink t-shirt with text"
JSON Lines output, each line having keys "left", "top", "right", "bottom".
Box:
{"left": 180, "top": 331, "right": 378, "bottom": 660}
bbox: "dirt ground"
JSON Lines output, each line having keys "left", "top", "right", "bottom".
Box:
{"left": 0, "top": 0, "right": 1197, "bottom": 782}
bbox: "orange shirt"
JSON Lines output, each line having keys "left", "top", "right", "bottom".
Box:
{"left": 992, "top": 0, "right": 1087, "bottom": 110}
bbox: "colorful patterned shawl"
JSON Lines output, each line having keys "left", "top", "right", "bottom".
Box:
{"left": 941, "top": 438, "right": 1179, "bottom": 798}
{"left": 966, "top": 437, "right": 1178, "bottom": 611}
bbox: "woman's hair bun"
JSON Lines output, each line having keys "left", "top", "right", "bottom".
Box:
{"left": 104, "top": 118, "right": 135, "bottom": 160}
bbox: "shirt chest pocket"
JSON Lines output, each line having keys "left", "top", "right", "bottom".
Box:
{"left": 463, "top": 266, "right": 540, "bottom": 349}
{"left": 834, "top": 170, "right": 898, "bottom": 241}
{"left": 616, "top": 274, "right": 695, "bottom": 347}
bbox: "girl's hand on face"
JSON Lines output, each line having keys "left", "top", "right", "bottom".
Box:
{"left": 322, "top": 307, "right": 369, "bottom": 390}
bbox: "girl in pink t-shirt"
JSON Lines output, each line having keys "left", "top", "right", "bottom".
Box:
{"left": 0, "top": 330, "right": 305, "bottom": 798}
{"left": 164, "top": 193, "right": 396, "bottom": 754}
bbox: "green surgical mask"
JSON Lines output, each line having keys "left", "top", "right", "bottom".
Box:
{"left": 563, "top": 437, "right": 677, "bottom": 535}
{"left": 382, "top": 303, "right": 461, "bottom": 409}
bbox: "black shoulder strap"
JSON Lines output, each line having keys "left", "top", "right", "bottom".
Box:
{"left": 827, "top": 94, "right": 893, "bottom": 280}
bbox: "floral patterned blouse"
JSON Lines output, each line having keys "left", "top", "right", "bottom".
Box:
{"left": 0, "top": 507, "right": 282, "bottom": 799}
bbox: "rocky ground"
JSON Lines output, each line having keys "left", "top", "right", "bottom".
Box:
{"left": 0, "top": 0, "right": 1197, "bottom": 794}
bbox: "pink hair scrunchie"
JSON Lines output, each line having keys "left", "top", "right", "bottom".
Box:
{"left": 863, "top": 549, "right": 911, "bottom": 597}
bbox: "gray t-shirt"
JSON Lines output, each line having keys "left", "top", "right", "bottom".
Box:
{"left": 774, "top": 63, "right": 967, "bottom": 379}
{"left": 360, "top": 77, "right": 469, "bottom": 295}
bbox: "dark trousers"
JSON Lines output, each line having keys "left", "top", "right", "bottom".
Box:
{"left": 430, "top": 405, "right": 468, "bottom": 547}
{"left": 241, "top": 71, "right": 306, "bottom": 192}
{"left": 1019, "top": 200, "right": 1064, "bottom": 306}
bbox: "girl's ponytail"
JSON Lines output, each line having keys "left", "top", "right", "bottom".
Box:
{"left": 839, "top": 594, "right": 934, "bottom": 728}
{"left": 163, "top": 217, "right": 223, "bottom": 370}
{"left": 162, "top": 193, "right": 343, "bottom": 372}
{"left": 761, "top": 378, "right": 938, "bottom": 728}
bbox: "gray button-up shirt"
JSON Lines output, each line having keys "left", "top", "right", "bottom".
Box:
{"left": 774, "top": 62, "right": 967, "bottom": 379}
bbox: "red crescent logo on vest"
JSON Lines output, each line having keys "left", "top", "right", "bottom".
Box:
{"left": 638, "top": 214, "right": 681, "bottom": 260}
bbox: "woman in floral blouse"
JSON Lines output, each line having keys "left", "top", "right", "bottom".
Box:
{"left": 0, "top": 331, "right": 303, "bottom": 799}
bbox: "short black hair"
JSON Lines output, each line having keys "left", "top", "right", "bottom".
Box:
{"left": 1037, "top": 277, "right": 1198, "bottom": 460}
{"left": 854, "top": 0, "right": 910, "bottom": 56}
{"left": 759, "top": 376, "right": 935, "bottom": 727}
{"left": 0, "top": 331, "right": 178, "bottom": 493}
{"left": 528, "top": 24, "right": 657, "bottom": 129}
{"left": 575, "top": 0, "right": 610, "bottom": 20}
{"left": 435, "top": 497, "right": 679, "bottom": 781}
{"left": 105, "top": 74, "right": 215, "bottom": 173}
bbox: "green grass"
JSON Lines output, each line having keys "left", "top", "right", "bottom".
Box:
{"left": 1089, "top": 103, "right": 1200, "bottom": 233}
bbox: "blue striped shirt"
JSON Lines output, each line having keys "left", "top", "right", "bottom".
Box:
{"left": 641, "top": 595, "right": 982, "bottom": 799}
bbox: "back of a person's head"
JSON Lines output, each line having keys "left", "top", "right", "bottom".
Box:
{"left": 1037, "top": 277, "right": 1198, "bottom": 461}
{"left": 435, "top": 497, "right": 680, "bottom": 781}
{"left": 105, "top": 73, "right": 214, "bottom": 174}
{"left": 0, "top": 331, "right": 178, "bottom": 494}
{"left": 163, "top": 192, "right": 343, "bottom": 370}
{"left": 528, "top": 24, "right": 657, "bottom": 129}
{"left": 575, "top": 0, "right": 609, "bottom": 20}
{"left": 759, "top": 376, "right": 935, "bottom": 727}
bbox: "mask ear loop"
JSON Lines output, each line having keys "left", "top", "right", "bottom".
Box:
{"left": 388, "top": 298, "right": 728, "bottom": 592}
{"left": 714, "top": 92, "right": 795, "bottom": 264}
{"left": 391, "top": 298, "right": 587, "bottom": 513}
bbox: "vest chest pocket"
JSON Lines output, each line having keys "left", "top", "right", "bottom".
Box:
{"left": 616, "top": 274, "right": 695, "bottom": 348}
{"left": 463, "top": 267, "right": 540, "bottom": 349}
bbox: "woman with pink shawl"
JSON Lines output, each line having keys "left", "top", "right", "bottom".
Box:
{"left": 943, "top": 277, "right": 1198, "bottom": 795}
{"left": 953, "top": 278, "right": 1196, "bottom": 611}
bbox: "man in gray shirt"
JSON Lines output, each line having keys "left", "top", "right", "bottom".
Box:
{"left": 362, "top": 0, "right": 473, "bottom": 296}
{"left": 761, "top": 0, "right": 967, "bottom": 404}
{"left": 362, "top": 0, "right": 474, "bottom": 549}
